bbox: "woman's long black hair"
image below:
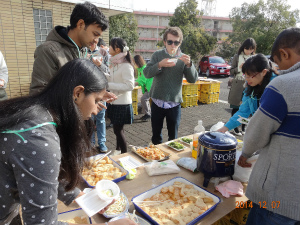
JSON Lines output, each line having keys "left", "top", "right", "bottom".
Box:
{"left": 238, "top": 38, "right": 257, "bottom": 55}
{"left": 0, "top": 59, "right": 108, "bottom": 191}
{"left": 242, "top": 54, "right": 275, "bottom": 99}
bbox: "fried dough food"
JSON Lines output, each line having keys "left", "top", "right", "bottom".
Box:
{"left": 136, "top": 145, "right": 166, "bottom": 160}
{"left": 138, "top": 182, "right": 215, "bottom": 225}
{"left": 82, "top": 156, "right": 126, "bottom": 186}
{"left": 60, "top": 216, "right": 88, "bottom": 224}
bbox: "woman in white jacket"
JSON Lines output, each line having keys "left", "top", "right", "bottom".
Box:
{"left": 107, "top": 37, "right": 135, "bottom": 153}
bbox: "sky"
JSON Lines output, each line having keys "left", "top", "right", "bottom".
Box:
{"left": 132, "top": 0, "right": 300, "bottom": 21}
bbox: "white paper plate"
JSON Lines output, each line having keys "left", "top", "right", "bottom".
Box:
{"left": 75, "top": 189, "right": 111, "bottom": 217}
{"left": 165, "top": 140, "right": 186, "bottom": 151}
{"left": 119, "top": 156, "right": 143, "bottom": 169}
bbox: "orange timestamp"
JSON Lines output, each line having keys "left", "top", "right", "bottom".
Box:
{"left": 236, "top": 200, "right": 281, "bottom": 209}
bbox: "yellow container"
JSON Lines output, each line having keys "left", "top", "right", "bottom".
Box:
{"left": 182, "top": 84, "right": 198, "bottom": 96}
{"left": 199, "top": 92, "right": 214, "bottom": 104}
{"left": 132, "top": 101, "right": 138, "bottom": 115}
{"left": 132, "top": 89, "right": 138, "bottom": 102}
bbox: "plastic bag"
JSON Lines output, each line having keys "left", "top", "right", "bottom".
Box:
{"left": 144, "top": 160, "right": 180, "bottom": 176}
{"left": 233, "top": 150, "right": 259, "bottom": 182}
{"left": 176, "top": 157, "right": 198, "bottom": 172}
{"left": 210, "top": 121, "right": 225, "bottom": 132}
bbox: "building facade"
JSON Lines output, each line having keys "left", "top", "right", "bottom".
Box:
{"left": 0, "top": 0, "right": 133, "bottom": 98}
{"left": 133, "top": 11, "right": 233, "bottom": 59}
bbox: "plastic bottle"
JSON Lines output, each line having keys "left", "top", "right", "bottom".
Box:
{"left": 192, "top": 120, "right": 205, "bottom": 159}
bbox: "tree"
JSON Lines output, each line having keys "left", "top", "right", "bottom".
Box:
{"left": 166, "top": 0, "right": 217, "bottom": 62}
{"left": 109, "top": 13, "right": 139, "bottom": 52}
{"left": 215, "top": 38, "right": 240, "bottom": 61}
{"left": 229, "top": 0, "right": 300, "bottom": 54}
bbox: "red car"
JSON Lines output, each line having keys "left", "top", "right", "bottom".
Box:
{"left": 198, "top": 56, "right": 231, "bottom": 77}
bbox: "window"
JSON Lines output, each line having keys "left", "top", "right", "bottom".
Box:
{"left": 33, "top": 8, "right": 53, "bottom": 46}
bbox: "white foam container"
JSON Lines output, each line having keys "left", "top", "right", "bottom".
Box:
{"left": 132, "top": 177, "right": 221, "bottom": 225}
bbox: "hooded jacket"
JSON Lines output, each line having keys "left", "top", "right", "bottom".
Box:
{"left": 29, "top": 26, "right": 81, "bottom": 95}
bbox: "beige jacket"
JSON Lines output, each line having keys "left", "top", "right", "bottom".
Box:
{"left": 107, "top": 63, "right": 134, "bottom": 105}
{"left": 29, "top": 26, "right": 80, "bottom": 95}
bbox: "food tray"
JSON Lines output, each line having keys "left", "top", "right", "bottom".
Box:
{"left": 82, "top": 155, "right": 128, "bottom": 187}
{"left": 130, "top": 145, "right": 171, "bottom": 162}
{"left": 131, "top": 177, "right": 221, "bottom": 225}
{"left": 58, "top": 208, "right": 92, "bottom": 224}
{"left": 165, "top": 140, "right": 186, "bottom": 151}
{"left": 109, "top": 213, "right": 151, "bottom": 225}
{"left": 103, "top": 192, "right": 129, "bottom": 218}
{"left": 178, "top": 137, "right": 193, "bottom": 145}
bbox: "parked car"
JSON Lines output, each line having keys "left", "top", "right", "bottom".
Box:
{"left": 198, "top": 56, "right": 231, "bottom": 77}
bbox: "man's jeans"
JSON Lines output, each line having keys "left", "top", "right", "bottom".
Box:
{"left": 246, "top": 203, "right": 300, "bottom": 225}
{"left": 151, "top": 102, "right": 181, "bottom": 145}
{"left": 92, "top": 102, "right": 107, "bottom": 150}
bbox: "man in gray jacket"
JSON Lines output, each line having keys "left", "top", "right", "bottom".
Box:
{"left": 238, "top": 27, "right": 300, "bottom": 224}
{"left": 30, "top": 1, "right": 109, "bottom": 95}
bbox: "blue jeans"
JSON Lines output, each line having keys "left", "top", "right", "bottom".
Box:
{"left": 246, "top": 203, "right": 300, "bottom": 225}
{"left": 92, "top": 102, "right": 107, "bottom": 150}
{"left": 151, "top": 102, "right": 181, "bottom": 145}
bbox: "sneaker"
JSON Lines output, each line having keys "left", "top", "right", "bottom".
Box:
{"left": 230, "top": 130, "right": 242, "bottom": 136}
{"left": 95, "top": 146, "right": 108, "bottom": 153}
{"left": 241, "top": 131, "right": 246, "bottom": 135}
{"left": 141, "top": 114, "right": 151, "bottom": 122}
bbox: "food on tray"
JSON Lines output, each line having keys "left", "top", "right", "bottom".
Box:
{"left": 137, "top": 181, "right": 215, "bottom": 225}
{"left": 105, "top": 193, "right": 128, "bottom": 216}
{"left": 168, "top": 141, "right": 184, "bottom": 150}
{"left": 180, "top": 137, "right": 193, "bottom": 144}
{"left": 82, "top": 156, "right": 126, "bottom": 186}
{"left": 135, "top": 145, "right": 166, "bottom": 161}
{"left": 60, "top": 216, "right": 88, "bottom": 224}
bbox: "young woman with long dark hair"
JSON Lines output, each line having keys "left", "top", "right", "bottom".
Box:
{"left": 106, "top": 37, "right": 135, "bottom": 154}
{"left": 228, "top": 38, "right": 256, "bottom": 135}
{"left": 218, "top": 54, "right": 277, "bottom": 134}
{"left": 0, "top": 59, "right": 136, "bottom": 225}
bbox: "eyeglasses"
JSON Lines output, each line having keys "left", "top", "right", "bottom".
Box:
{"left": 166, "top": 40, "right": 180, "bottom": 46}
{"left": 244, "top": 72, "right": 260, "bottom": 79}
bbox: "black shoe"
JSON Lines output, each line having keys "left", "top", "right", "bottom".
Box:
{"left": 141, "top": 115, "right": 151, "bottom": 122}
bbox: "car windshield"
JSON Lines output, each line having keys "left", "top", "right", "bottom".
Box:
{"left": 209, "top": 57, "right": 225, "bottom": 64}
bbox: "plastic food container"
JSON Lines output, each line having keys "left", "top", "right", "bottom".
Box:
{"left": 132, "top": 177, "right": 220, "bottom": 225}
{"left": 96, "top": 179, "right": 120, "bottom": 201}
{"left": 103, "top": 192, "right": 130, "bottom": 218}
{"left": 58, "top": 208, "right": 92, "bottom": 224}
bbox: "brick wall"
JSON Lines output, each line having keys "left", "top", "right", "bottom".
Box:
{"left": 0, "top": 0, "right": 110, "bottom": 98}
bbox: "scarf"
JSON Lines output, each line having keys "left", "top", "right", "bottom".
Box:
{"left": 109, "top": 52, "right": 128, "bottom": 68}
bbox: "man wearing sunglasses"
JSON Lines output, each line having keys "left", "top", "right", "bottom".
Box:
{"left": 144, "top": 27, "right": 198, "bottom": 145}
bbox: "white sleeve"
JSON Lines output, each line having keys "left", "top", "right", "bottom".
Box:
{"left": 0, "top": 51, "right": 8, "bottom": 88}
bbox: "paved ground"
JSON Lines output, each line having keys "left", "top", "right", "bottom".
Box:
{"left": 102, "top": 75, "right": 243, "bottom": 151}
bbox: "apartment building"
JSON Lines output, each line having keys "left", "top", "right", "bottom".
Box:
{"left": 133, "top": 11, "right": 233, "bottom": 59}
{"left": 0, "top": 0, "right": 133, "bottom": 98}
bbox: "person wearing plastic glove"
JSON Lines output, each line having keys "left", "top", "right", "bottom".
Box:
{"left": 217, "top": 54, "right": 277, "bottom": 134}
{"left": 0, "top": 59, "right": 135, "bottom": 225}
{"left": 238, "top": 28, "right": 300, "bottom": 225}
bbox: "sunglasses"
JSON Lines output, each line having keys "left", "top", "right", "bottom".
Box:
{"left": 166, "top": 40, "right": 180, "bottom": 46}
